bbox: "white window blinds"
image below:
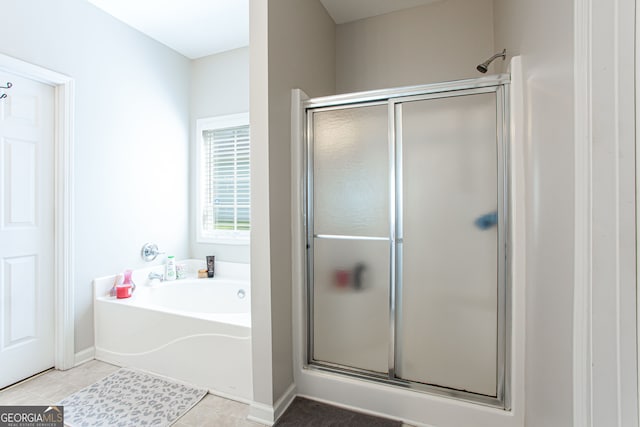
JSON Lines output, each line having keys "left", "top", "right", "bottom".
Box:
{"left": 202, "top": 125, "right": 250, "bottom": 233}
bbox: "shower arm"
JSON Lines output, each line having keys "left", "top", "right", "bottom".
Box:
{"left": 485, "top": 50, "right": 506, "bottom": 64}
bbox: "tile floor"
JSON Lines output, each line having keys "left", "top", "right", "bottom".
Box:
{"left": 275, "top": 397, "right": 402, "bottom": 427}
{"left": 0, "top": 360, "right": 263, "bottom": 427}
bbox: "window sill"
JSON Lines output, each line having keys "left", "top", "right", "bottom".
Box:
{"left": 196, "top": 237, "right": 250, "bottom": 246}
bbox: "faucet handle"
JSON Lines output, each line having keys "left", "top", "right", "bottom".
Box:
{"left": 141, "top": 242, "right": 164, "bottom": 262}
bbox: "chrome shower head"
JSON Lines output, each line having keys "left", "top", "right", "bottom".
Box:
{"left": 476, "top": 49, "right": 506, "bottom": 73}
{"left": 476, "top": 63, "right": 490, "bottom": 73}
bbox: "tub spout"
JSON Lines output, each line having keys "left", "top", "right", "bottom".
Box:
{"left": 148, "top": 272, "right": 164, "bottom": 282}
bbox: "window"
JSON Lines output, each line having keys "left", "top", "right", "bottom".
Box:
{"left": 197, "top": 113, "right": 250, "bottom": 243}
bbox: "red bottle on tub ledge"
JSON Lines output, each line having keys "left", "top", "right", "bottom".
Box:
{"left": 116, "top": 270, "right": 134, "bottom": 299}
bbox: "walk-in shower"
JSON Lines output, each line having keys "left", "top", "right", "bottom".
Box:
{"left": 302, "top": 74, "right": 511, "bottom": 408}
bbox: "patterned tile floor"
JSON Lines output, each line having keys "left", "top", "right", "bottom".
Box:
{"left": 0, "top": 360, "right": 263, "bottom": 427}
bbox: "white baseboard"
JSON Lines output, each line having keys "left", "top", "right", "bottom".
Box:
{"left": 247, "top": 402, "right": 275, "bottom": 426}
{"left": 273, "top": 383, "right": 297, "bottom": 421}
{"left": 248, "top": 383, "right": 297, "bottom": 426}
{"left": 74, "top": 347, "right": 95, "bottom": 367}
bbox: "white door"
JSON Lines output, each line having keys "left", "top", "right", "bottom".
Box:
{"left": 0, "top": 70, "right": 55, "bottom": 388}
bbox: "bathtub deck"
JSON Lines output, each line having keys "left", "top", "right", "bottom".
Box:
{"left": 0, "top": 360, "right": 262, "bottom": 427}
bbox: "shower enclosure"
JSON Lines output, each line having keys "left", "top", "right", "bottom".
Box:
{"left": 303, "top": 75, "right": 511, "bottom": 408}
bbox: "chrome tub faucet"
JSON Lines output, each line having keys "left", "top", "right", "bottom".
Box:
{"left": 148, "top": 272, "right": 164, "bottom": 282}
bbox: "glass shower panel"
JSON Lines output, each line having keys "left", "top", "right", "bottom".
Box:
{"left": 397, "top": 93, "right": 499, "bottom": 396}
{"left": 312, "top": 105, "right": 389, "bottom": 237}
{"left": 313, "top": 238, "right": 389, "bottom": 373}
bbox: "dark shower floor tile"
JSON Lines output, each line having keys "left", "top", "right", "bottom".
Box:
{"left": 274, "top": 397, "right": 402, "bottom": 427}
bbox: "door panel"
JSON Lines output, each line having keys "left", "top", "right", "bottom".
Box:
{"left": 0, "top": 71, "right": 55, "bottom": 388}
{"left": 397, "top": 93, "right": 499, "bottom": 396}
{"left": 312, "top": 238, "right": 389, "bottom": 373}
{"left": 4, "top": 256, "right": 37, "bottom": 346}
{"left": 4, "top": 139, "right": 37, "bottom": 226}
{"left": 312, "top": 105, "right": 389, "bottom": 237}
{"left": 310, "top": 103, "right": 390, "bottom": 374}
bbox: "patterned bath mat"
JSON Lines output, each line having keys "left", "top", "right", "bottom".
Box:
{"left": 57, "top": 367, "right": 207, "bottom": 426}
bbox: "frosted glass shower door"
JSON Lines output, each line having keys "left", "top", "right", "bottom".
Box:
{"left": 396, "top": 91, "right": 502, "bottom": 397}
{"left": 310, "top": 104, "right": 390, "bottom": 374}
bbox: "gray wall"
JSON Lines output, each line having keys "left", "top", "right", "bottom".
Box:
{"left": 0, "top": 0, "right": 191, "bottom": 354}
{"left": 250, "top": 0, "right": 336, "bottom": 409}
{"left": 190, "top": 47, "right": 250, "bottom": 264}
{"left": 493, "top": 0, "right": 575, "bottom": 425}
{"left": 336, "top": 0, "right": 495, "bottom": 93}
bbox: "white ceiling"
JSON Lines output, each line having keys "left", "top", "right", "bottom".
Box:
{"left": 320, "top": 0, "right": 442, "bottom": 24}
{"left": 87, "top": 0, "right": 249, "bottom": 59}
{"left": 87, "top": 0, "right": 442, "bottom": 60}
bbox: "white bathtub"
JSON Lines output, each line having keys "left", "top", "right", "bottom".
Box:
{"left": 93, "top": 260, "right": 252, "bottom": 402}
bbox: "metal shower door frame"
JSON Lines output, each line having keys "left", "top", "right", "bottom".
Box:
{"left": 302, "top": 75, "right": 511, "bottom": 409}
